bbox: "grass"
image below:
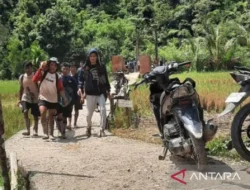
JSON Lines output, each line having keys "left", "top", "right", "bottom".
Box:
{"left": 1, "top": 81, "right": 24, "bottom": 136}
{"left": 1, "top": 92, "right": 24, "bottom": 139}
{"left": 206, "top": 136, "right": 242, "bottom": 161}
{"left": 175, "top": 72, "right": 240, "bottom": 112}
{"left": 0, "top": 81, "right": 24, "bottom": 187}
{"left": 0, "top": 81, "right": 19, "bottom": 94}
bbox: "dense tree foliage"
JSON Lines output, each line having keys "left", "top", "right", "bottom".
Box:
{"left": 1, "top": 0, "right": 250, "bottom": 78}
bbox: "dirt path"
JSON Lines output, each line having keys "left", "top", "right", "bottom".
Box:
{"left": 4, "top": 72, "right": 250, "bottom": 190}
{"left": 125, "top": 72, "right": 140, "bottom": 85}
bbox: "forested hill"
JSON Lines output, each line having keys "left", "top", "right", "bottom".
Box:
{"left": 1, "top": 0, "right": 250, "bottom": 79}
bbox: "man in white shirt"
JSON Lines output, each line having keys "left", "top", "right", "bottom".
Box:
{"left": 33, "top": 57, "right": 68, "bottom": 140}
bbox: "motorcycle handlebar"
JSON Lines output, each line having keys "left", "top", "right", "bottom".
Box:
{"left": 134, "top": 61, "right": 191, "bottom": 90}
{"left": 177, "top": 61, "right": 191, "bottom": 67}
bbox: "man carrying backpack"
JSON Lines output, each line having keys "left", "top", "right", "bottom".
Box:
{"left": 33, "top": 57, "right": 68, "bottom": 140}
{"left": 56, "top": 62, "right": 78, "bottom": 138}
{"left": 18, "top": 61, "right": 40, "bottom": 136}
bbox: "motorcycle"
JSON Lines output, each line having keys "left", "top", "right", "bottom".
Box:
{"left": 111, "top": 71, "right": 130, "bottom": 100}
{"left": 215, "top": 66, "right": 250, "bottom": 161}
{"left": 134, "top": 61, "right": 217, "bottom": 170}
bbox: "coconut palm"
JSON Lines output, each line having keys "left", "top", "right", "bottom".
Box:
{"left": 203, "top": 22, "right": 238, "bottom": 70}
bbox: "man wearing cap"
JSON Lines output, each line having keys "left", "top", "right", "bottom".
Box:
{"left": 18, "top": 61, "right": 40, "bottom": 136}
{"left": 33, "top": 57, "right": 68, "bottom": 140}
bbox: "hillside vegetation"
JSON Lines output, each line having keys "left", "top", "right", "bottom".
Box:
{"left": 1, "top": 0, "right": 250, "bottom": 78}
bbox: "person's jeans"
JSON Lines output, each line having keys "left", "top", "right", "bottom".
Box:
{"left": 86, "top": 94, "right": 106, "bottom": 130}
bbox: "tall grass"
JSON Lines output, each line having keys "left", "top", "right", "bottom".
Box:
{"left": 0, "top": 81, "right": 24, "bottom": 139}
{"left": 175, "top": 72, "right": 239, "bottom": 112}
{"left": 2, "top": 94, "right": 24, "bottom": 139}
{"left": 0, "top": 81, "right": 23, "bottom": 186}
{"left": 130, "top": 84, "right": 152, "bottom": 116}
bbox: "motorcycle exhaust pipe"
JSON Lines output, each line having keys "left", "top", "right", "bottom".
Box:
{"left": 203, "top": 119, "right": 218, "bottom": 142}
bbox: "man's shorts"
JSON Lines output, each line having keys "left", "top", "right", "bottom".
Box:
{"left": 21, "top": 101, "right": 40, "bottom": 117}
{"left": 74, "top": 95, "right": 82, "bottom": 111}
{"left": 38, "top": 100, "right": 58, "bottom": 110}
{"left": 57, "top": 103, "right": 73, "bottom": 118}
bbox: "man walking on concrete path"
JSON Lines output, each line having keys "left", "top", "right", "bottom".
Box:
{"left": 56, "top": 62, "right": 78, "bottom": 139}
{"left": 78, "top": 48, "right": 111, "bottom": 137}
{"left": 69, "top": 62, "right": 83, "bottom": 129}
{"left": 18, "top": 61, "right": 40, "bottom": 136}
{"left": 33, "top": 58, "right": 68, "bottom": 140}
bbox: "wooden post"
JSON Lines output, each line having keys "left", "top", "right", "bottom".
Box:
{"left": 10, "top": 152, "right": 18, "bottom": 190}
{"left": 0, "top": 97, "right": 11, "bottom": 190}
{"left": 111, "top": 56, "right": 125, "bottom": 72}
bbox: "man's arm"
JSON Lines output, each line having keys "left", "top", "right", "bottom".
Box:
{"left": 77, "top": 68, "right": 84, "bottom": 91}
{"left": 18, "top": 75, "right": 24, "bottom": 105}
{"left": 32, "top": 68, "right": 43, "bottom": 82}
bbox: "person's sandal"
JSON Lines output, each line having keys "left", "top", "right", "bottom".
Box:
{"left": 33, "top": 130, "right": 38, "bottom": 137}
{"left": 86, "top": 128, "right": 91, "bottom": 138}
{"left": 42, "top": 135, "right": 49, "bottom": 140}
{"left": 66, "top": 125, "right": 72, "bottom": 130}
{"left": 49, "top": 135, "right": 56, "bottom": 141}
{"left": 246, "top": 168, "right": 250, "bottom": 174}
{"left": 59, "top": 133, "right": 67, "bottom": 139}
{"left": 22, "top": 131, "right": 30, "bottom": 136}
{"left": 99, "top": 129, "right": 106, "bottom": 137}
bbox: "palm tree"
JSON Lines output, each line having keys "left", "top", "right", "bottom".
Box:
{"left": 203, "top": 22, "right": 238, "bottom": 70}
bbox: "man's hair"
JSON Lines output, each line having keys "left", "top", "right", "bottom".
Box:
{"left": 61, "top": 62, "right": 70, "bottom": 68}
{"left": 70, "top": 62, "right": 77, "bottom": 67}
{"left": 23, "top": 61, "right": 32, "bottom": 68}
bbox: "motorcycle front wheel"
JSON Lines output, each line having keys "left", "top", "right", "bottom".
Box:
{"left": 231, "top": 103, "right": 250, "bottom": 161}
{"left": 189, "top": 133, "right": 207, "bottom": 171}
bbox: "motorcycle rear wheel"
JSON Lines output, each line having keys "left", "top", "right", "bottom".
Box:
{"left": 231, "top": 103, "right": 250, "bottom": 161}
{"left": 189, "top": 133, "right": 207, "bottom": 171}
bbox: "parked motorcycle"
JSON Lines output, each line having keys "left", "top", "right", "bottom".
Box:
{"left": 215, "top": 66, "right": 250, "bottom": 161}
{"left": 134, "top": 61, "right": 217, "bottom": 170}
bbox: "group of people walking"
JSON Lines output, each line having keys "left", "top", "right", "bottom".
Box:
{"left": 18, "top": 48, "right": 110, "bottom": 140}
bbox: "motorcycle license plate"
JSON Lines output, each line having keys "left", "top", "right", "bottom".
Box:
{"left": 225, "top": 92, "right": 246, "bottom": 103}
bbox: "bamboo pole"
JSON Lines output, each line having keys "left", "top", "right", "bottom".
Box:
{"left": 0, "top": 97, "right": 11, "bottom": 190}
